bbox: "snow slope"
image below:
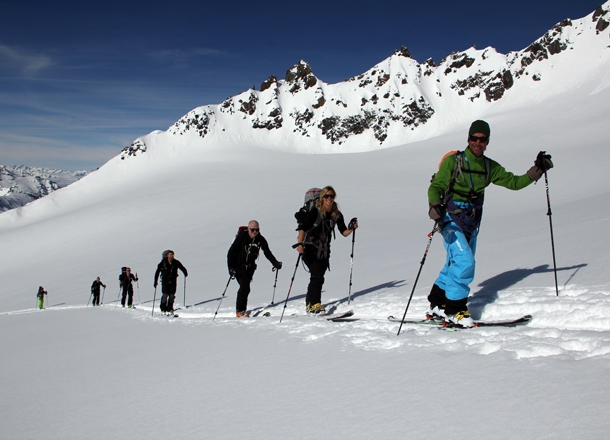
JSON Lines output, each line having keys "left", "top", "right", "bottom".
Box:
{"left": 1, "top": 5, "right": 610, "bottom": 440}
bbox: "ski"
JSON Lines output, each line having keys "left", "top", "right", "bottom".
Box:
{"left": 249, "top": 307, "right": 273, "bottom": 317}
{"left": 326, "top": 310, "right": 354, "bottom": 321}
{"left": 286, "top": 310, "right": 355, "bottom": 321}
{"left": 387, "top": 314, "right": 532, "bottom": 328}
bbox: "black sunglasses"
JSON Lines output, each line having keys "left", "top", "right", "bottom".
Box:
{"left": 469, "top": 135, "right": 489, "bottom": 143}
{"left": 249, "top": 228, "right": 260, "bottom": 232}
{"left": 323, "top": 194, "right": 336, "bottom": 199}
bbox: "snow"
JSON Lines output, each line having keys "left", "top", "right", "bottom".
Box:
{"left": 2, "top": 5, "right": 610, "bottom": 439}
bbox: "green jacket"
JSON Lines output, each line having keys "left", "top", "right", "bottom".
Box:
{"left": 428, "top": 147, "right": 534, "bottom": 204}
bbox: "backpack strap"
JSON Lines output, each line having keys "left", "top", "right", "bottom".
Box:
{"left": 443, "top": 151, "right": 491, "bottom": 203}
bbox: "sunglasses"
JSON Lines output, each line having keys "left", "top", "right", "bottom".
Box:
{"left": 249, "top": 228, "right": 260, "bottom": 232}
{"left": 323, "top": 194, "right": 336, "bottom": 199}
{"left": 469, "top": 135, "right": 489, "bottom": 143}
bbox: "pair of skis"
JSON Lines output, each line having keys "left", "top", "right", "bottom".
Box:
{"left": 388, "top": 314, "right": 532, "bottom": 329}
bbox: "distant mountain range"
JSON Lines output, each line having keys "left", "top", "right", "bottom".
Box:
{"left": 121, "top": 2, "right": 610, "bottom": 159}
{"left": 0, "top": 165, "right": 88, "bottom": 212}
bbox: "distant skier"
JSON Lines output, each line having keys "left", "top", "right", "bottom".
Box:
{"left": 295, "top": 186, "right": 358, "bottom": 314}
{"left": 228, "top": 220, "right": 282, "bottom": 317}
{"left": 118, "top": 267, "right": 138, "bottom": 308}
{"left": 427, "top": 120, "right": 553, "bottom": 327}
{"left": 154, "top": 250, "right": 188, "bottom": 315}
{"left": 36, "top": 286, "right": 47, "bottom": 309}
{"left": 90, "top": 277, "right": 106, "bottom": 306}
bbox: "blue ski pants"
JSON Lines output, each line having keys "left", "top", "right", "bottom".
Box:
{"left": 434, "top": 216, "right": 479, "bottom": 302}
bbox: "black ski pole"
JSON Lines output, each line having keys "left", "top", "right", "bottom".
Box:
{"left": 348, "top": 228, "right": 356, "bottom": 305}
{"left": 183, "top": 277, "right": 187, "bottom": 309}
{"left": 151, "top": 286, "right": 157, "bottom": 317}
{"left": 101, "top": 286, "right": 106, "bottom": 305}
{"left": 280, "top": 251, "right": 302, "bottom": 323}
{"left": 543, "top": 166, "right": 559, "bottom": 296}
{"left": 397, "top": 226, "right": 437, "bottom": 336}
{"left": 213, "top": 275, "right": 234, "bottom": 321}
{"left": 271, "top": 267, "right": 279, "bottom": 305}
{"left": 87, "top": 292, "right": 92, "bottom": 307}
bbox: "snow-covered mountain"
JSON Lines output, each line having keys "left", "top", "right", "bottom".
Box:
{"left": 0, "top": 165, "right": 88, "bottom": 212}
{"left": 121, "top": 3, "right": 610, "bottom": 159}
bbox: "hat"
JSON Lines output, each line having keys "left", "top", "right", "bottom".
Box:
{"left": 469, "top": 120, "right": 490, "bottom": 137}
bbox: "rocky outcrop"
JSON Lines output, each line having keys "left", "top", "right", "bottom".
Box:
{"left": 122, "top": 3, "right": 609, "bottom": 156}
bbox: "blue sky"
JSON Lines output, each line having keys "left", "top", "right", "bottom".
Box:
{"left": 0, "top": 0, "right": 603, "bottom": 170}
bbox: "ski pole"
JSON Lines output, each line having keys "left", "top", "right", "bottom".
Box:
{"left": 151, "top": 286, "right": 157, "bottom": 317}
{"left": 183, "top": 277, "right": 187, "bottom": 309}
{"left": 543, "top": 164, "right": 559, "bottom": 296}
{"left": 348, "top": 228, "right": 356, "bottom": 305}
{"left": 271, "top": 267, "right": 279, "bottom": 305}
{"left": 213, "top": 275, "right": 234, "bottom": 321}
{"left": 397, "top": 226, "right": 437, "bottom": 336}
{"left": 136, "top": 273, "right": 141, "bottom": 305}
{"left": 101, "top": 286, "right": 106, "bottom": 305}
{"left": 280, "top": 252, "right": 302, "bottom": 323}
{"left": 116, "top": 285, "right": 121, "bottom": 308}
{"left": 87, "top": 292, "right": 92, "bottom": 307}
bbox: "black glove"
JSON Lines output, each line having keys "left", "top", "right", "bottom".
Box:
{"left": 428, "top": 203, "right": 445, "bottom": 221}
{"left": 154, "top": 282, "right": 158, "bottom": 288}
{"left": 348, "top": 217, "right": 358, "bottom": 229}
{"left": 229, "top": 268, "right": 237, "bottom": 277}
{"left": 274, "top": 262, "right": 283, "bottom": 270}
{"left": 535, "top": 151, "right": 553, "bottom": 171}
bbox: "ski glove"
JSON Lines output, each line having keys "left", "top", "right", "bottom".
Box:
{"left": 535, "top": 151, "right": 554, "bottom": 171}
{"left": 428, "top": 203, "right": 445, "bottom": 221}
{"left": 274, "top": 262, "right": 283, "bottom": 270}
{"left": 527, "top": 153, "right": 554, "bottom": 182}
{"left": 229, "top": 268, "right": 237, "bottom": 277}
{"left": 348, "top": 217, "right": 358, "bottom": 230}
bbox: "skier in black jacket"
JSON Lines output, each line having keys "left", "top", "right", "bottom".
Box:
{"left": 154, "top": 250, "right": 188, "bottom": 315}
{"left": 227, "top": 220, "right": 282, "bottom": 317}
{"left": 296, "top": 186, "right": 358, "bottom": 314}
{"left": 119, "top": 267, "right": 138, "bottom": 308}
{"left": 90, "top": 277, "right": 106, "bottom": 306}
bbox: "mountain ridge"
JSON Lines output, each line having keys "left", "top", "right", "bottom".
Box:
{"left": 120, "top": 2, "right": 610, "bottom": 160}
{"left": 0, "top": 165, "right": 88, "bottom": 212}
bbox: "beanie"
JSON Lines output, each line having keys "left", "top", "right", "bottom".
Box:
{"left": 468, "top": 120, "right": 490, "bottom": 137}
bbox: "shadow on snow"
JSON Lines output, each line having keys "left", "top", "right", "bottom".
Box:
{"left": 468, "top": 263, "right": 587, "bottom": 319}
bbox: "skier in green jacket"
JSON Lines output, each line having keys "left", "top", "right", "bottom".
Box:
{"left": 37, "top": 286, "right": 47, "bottom": 309}
{"left": 427, "top": 120, "right": 553, "bottom": 327}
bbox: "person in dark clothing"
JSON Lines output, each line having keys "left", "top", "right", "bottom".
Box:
{"left": 296, "top": 186, "right": 358, "bottom": 314}
{"left": 227, "top": 220, "right": 282, "bottom": 317}
{"left": 118, "top": 267, "right": 138, "bottom": 308}
{"left": 154, "top": 250, "right": 188, "bottom": 315}
{"left": 90, "top": 277, "right": 106, "bottom": 306}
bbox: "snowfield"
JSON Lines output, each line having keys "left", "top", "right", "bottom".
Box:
{"left": 2, "top": 5, "right": 610, "bottom": 439}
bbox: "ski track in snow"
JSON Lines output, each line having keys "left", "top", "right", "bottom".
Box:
{"left": 7, "top": 284, "right": 610, "bottom": 361}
